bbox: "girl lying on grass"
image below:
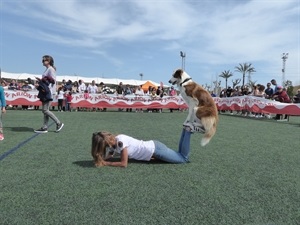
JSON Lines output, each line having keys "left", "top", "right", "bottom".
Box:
{"left": 91, "top": 127, "right": 194, "bottom": 167}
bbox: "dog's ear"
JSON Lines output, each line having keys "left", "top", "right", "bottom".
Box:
{"left": 173, "top": 69, "right": 183, "bottom": 78}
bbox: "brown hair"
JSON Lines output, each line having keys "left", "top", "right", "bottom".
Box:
{"left": 258, "top": 85, "right": 265, "bottom": 92}
{"left": 91, "top": 131, "right": 116, "bottom": 167}
{"left": 42, "top": 55, "right": 56, "bottom": 71}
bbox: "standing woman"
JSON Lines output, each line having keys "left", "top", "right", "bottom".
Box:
{"left": 0, "top": 79, "right": 7, "bottom": 140}
{"left": 34, "top": 55, "right": 64, "bottom": 133}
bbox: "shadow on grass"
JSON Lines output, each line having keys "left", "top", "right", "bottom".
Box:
{"left": 73, "top": 160, "right": 95, "bottom": 168}
{"left": 130, "top": 158, "right": 169, "bottom": 165}
{"left": 5, "top": 126, "right": 34, "bottom": 132}
{"left": 73, "top": 158, "right": 168, "bottom": 168}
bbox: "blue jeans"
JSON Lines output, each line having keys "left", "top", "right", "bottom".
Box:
{"left": 153, "top": 129, "right": 192, "bottom": 163}
{"left": 66, "top": 102, "right": 71, "bottom": 111}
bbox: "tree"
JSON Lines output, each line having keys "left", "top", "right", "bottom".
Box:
{"left": 219, "top": 70, "right": 233, "bottom": 90}
{"left": 213, "top": 80, "right": 221, "bottom": 95}
{"left": 235, "top": 63, "right": 256, "bottom": 88}
{"left": 284, "top": 80, "right": 293, "bottom": 98}
{"left": 284, "top": 80, "right": 293, "bottom": 87}
{"left": 203, "top": 83, "right": 211, "bottom": 91}
{"left": 232, "top": 78, "right": 241, "bottom": 89}
{"left": 248, "top": 80, "right": 257, "bottom": 88}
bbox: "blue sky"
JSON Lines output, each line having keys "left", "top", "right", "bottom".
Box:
{"left": 0, "top": 0, "right": 299, "bottom": 88}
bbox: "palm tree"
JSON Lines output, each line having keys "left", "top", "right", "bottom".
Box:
{"left": 219, "top": 70, "right": 233, "bottom": 90}
{"left": 232, "top": 78, "right": 241, "bottom": 89}
{"left": 235, "top": 63, "right": 256, "bottom": 88}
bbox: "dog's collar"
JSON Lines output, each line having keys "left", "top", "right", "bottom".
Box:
{"left": 180, "top": 78, "right": 192, "bottom": 86}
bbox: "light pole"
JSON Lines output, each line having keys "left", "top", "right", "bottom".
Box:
{"left": 180, "top": 51, "right": 186, "bottom": 70}
{"left": 281, "top": 53, "right": 288, "bottom": 87}
{"left": 140, "top": 73, "right": 143, "bottom": 80}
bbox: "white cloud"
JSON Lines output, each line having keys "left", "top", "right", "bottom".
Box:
{"left": 1, "top": 0, "right": 299, "bottom": 85}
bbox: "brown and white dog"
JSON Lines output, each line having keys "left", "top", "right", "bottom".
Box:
{"left": 169, "top": 69, "right": 218, "bottom": 146}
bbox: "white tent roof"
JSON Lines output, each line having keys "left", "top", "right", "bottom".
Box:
{"left": 1, "top": 71, "right": 168, "bottom": 87}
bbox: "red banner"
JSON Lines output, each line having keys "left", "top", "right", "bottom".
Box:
{"left": 215, "top": 96, "right": 300, "bottom": 115}
{"left": 4, "top": 90, "right": 300, "bottom": 115}
{"left": 4, "top": 91, "right": 186, "bottom": 109}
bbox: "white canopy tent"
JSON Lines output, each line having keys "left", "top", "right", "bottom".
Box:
{"left": 1, "top": 71, "right": 168, "bottom": 87}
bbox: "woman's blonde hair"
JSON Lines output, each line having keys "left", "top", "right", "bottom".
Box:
{"left": 91, "top": 131, "right": 116, "bottom": 167}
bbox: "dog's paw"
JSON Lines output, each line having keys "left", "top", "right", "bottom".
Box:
{"left": 192, "top": 122, "right": 204, "bottom": 127}
{"left": 183, "top": 121, "right": 191, "bottom": 126}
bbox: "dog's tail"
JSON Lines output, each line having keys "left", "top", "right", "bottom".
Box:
{"left": 201, "top": 116, "right": 217, "bottom": 146}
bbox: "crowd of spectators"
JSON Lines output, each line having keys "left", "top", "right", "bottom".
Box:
{"left": 217, "top": 78, "right": 299, "bottom": 121}
{"left": 2, "top": 77, "right": 299, "bottom": 117}
{"left": 2, "top": 78, "right": 179, "bottom": 113}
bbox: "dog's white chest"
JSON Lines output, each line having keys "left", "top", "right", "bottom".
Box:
{"left": 180, "top": 85, "right": 194, "bottom": 104}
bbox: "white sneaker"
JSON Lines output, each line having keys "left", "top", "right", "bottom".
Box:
{"left": 183, "top": 123, "right": 205, "bottom": 133}
{"left": 276, "top": 119, "right": 288, "bottom": 122}
{"left": 34, "top": 128, "right": 48, "bottom": 133}
{"left": 56, "top": 123, "right": 64, "bottom": 132}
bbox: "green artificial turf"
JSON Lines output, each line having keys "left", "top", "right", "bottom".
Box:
{"left": 0, "top": 109, "right": 299, "bottom": 225}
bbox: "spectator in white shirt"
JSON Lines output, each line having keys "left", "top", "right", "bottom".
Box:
{"left": 78, "top": 80, "right": 86, "bottom": 93}
{"left": 135, "top": 85, "right": 144, "bottom": 96}
{"left": 57, "top": 86, "right": 65, "bottom": 111}
{"left": 88, "top": 80, "right": 98, "bottom": 94}
{"left": 135, "top": 85, "right": 144, "bottom": 113}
